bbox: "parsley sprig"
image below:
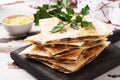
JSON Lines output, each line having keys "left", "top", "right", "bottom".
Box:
{"left": 50, "top": 22, "right": 66, "bottom": 33}
{"left": 34, "top": 1, "right": 93, "bottom": 33}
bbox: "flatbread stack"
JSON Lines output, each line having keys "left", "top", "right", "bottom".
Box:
{"left": 20, "top": 18, "right": 113, "bottom": 74}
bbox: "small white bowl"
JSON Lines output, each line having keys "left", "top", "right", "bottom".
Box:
{"left": 2, "top": 15, "right": 33, "bottom": 37}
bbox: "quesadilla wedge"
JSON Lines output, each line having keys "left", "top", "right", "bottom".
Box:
{"left": 19, "top": 44, "right": 83, "bottom": 62}
{"left": 24, "top": 32, "right": 107, "bottom": 47}
{"left": 39, "top": 18, "right": 112, "bottom": 45}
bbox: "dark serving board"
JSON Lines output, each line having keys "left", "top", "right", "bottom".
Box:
{"left": 10, "top": 30, "right": 120, "bottom": 80}
{"left": 108, "top": 30, "right": 120, "bottom": 44}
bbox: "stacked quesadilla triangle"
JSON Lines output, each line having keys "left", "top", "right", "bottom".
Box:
{"left": 20, "top": 17, "right": 113, "bottom": 74}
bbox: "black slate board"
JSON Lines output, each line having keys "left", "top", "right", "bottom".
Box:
{"left": 10, "top": 30, "right": 120, "bottom": 80}
{"left": 108, "top": 30, "right": 120, "bottom": 44}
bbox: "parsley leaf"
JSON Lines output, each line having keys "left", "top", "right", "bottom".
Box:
{"left": 49, "top": 8, "right": 61, "bottom": 17}
{"left": 80, "top": 5, "right": 93, "bottom": 28}
{"left": 34, "top": 7, "right": 51, "bottom": 25}
{"left": 81, "top": 5, "right": 90, "bottom": 16}
{"left": 42, "top": 4, "right": 49, "bottom": 10}
{"left": 66, "top": 8, "right": 74, "bottom": 15}
{"left": 57, "top": 12, "right": 72, "bottom": 21}
{"left": 75, "top": 15, "right": 82, "bottom": 22}
{"left": 50, "top": 22, "right": 65, "bottom": 33}
{"left": 81, "top": 21, "right": 93, "bottom": 27}
{"left": 56, "top": 1, "right": 65, "bottom": 9}
{"left": 70, "top": 21, "right": 79, "bottom": 30}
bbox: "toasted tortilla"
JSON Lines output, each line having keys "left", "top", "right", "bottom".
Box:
{"left": 24, "top": 33, "right": 106, "bottom": 47}
{"left": 45, "top": 36, "right": 108, "bottom": 45}
{"left": 19, "top": 44, "right": 50, "bottom": 57}
{"left": 20, "top": 44, "right": 83, "bottom": 61}
{"left": 45, "top": 46, "right": 74, "bottom": 56}
{"left": 31, "top": 41, "right": 110, "bottom": 73}
{"left": 24, "top": 33, "right": 42, "bottom": 43}
{"left": 29, "top": 48, "right": 84, "bottom": 63}
{"left": 20, "top": 39, "right": 106, "bottom": 60}
{"left": 39, "top": 18, "right": 112, "bottom": 44}
{"left": 44, "top": 39, "right": 106, "bottom": 56}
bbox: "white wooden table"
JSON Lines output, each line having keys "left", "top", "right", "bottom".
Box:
{"left": 0, "top": 2, "right": 120, "bottom": 80}
{"left": 0, "top": 3, "right": 37, "bottom": 80}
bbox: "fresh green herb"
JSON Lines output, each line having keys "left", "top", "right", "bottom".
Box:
{"left": 34, "top": 2, "right": 93, "bottom": 33}
{"left": 80, "top": 5, "right": 93, "bottom": 27}
{"left": 34, "top": 1, "right": 63, "bottom": 25}
{"left": 57, "top": 12, "right": 72, "bottom": 21}
{"left": 34, "top": 7, "right": 51, "bottom": 25}
{"left": 66, "top": 8, "right": 74, "bottom": 15}
{"left": 70, "top": 21, "right": 79, "bottom": 30}
{"left": 81, "top": 21, "right": 93, "bottom": 27}
{"left": 56, "top": 0, "right": 65, "bottom": 8}
{"left": 81, "top": 5, "right": 90, "bottom": 16}
{"left": 42, "top": 4, "right": 49, "bottom": 10}
{"left": 75, "top": 15, "right": 82, "bottom": 22}
{"left": 50, "top": 22, "right": 65, "bottom": 33}
{"left": 34, "top": 1, "right": 72, "bottom": 25}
